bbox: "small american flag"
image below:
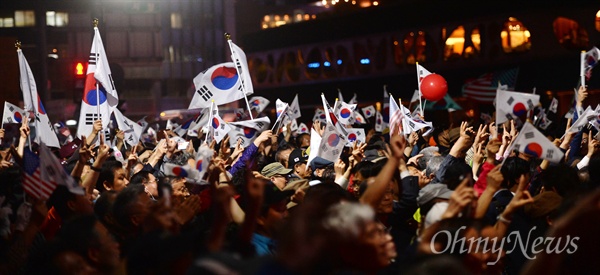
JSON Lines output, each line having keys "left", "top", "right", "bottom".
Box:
{"left": 22, "top": 149, "right": 56, "bottom": 199}
{"left": 462, "top": 68, "right": 519, "bottom": 103}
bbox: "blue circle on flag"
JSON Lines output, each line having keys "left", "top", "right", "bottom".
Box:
{"left": 252, "top": 99, "right": 260, "bottom": 106}
{"left": 340, "top": 108, "right": 352, "bottom": 119}
{"left": 196, "top": 160, "right": 203, "bottom": 171}
{"left": 172, "top": 166, "right": 188, "bottom": 177}
{"left": 524, "top": 143, "right": 542, "bottom": 158}
{"left": 211, "top": 66, "right": 238, "bottom": 90}
{"left": 13, "top": 112, "right": 22, "bottom": 123}
{"left": 83, "top": 89, "right": 107, "bottom": 106}
{"left": 243, "top": 127, "right": 256, "bottom": 138}
{"left": 512, "top": 103, "right": 527, "bottom": 117}
{"left": 327, "top": 134, "right": 340, "bottom": 146}
{"left": 212, "top": 117, "right": 220, "bottom": 128}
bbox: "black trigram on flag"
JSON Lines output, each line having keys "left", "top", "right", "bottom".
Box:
{"left": 507, "top": 97, "right": 514, "bottom": 105}
{"left": 527, "top": 99, "right": 534, "bottom": 109}
{"left": 525, "top": 132, "right": 534, "bottom": 139}
{"left": 89, "top": 52, "right": 99, "bottom": 65}
{"left": 197, "top": 85, "right": 213, "bottom": 102}
{"left": 256, "top": 122, "right": 265, "bottom": 129}
{"left": 85, "top": 113, "right": 101, "bottom": 125}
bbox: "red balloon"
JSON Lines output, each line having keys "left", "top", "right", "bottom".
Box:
{"left": 421, "top": 74, "right": 448, "bottom": 101}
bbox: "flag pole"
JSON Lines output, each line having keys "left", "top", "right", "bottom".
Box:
{"left": 92, "top": 19, "right": 101, "bottom": 120}
{"left": 416, "top": 62, "right": 424, "bottom": 116}
{"left": 225, "top": 33, "right": 253, "bottom": 120}
{"left": 580, "top": 50, "right": 586, "bottom": 90}
{"left": 204, "top": 100, "right": 214, "bottom": 144}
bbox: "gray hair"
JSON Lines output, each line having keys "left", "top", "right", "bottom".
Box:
{"left": 322, "top": 202, "right": 375, "bottom": 240}
{"left": 425, "top": 156, "right": 445, "bottom": 178}
{"left": 418, "top": 146, "right": 440, "bottom": 169}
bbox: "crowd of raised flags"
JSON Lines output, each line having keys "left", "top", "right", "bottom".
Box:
{"left": 3, "top": 20, "right": 600, "bottom": 274}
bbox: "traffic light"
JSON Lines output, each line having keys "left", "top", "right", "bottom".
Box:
{"left": 75, "top": 62, "right": 85, "bottom": 77}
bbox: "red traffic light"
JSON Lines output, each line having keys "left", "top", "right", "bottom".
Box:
{"left": 75, "top": 62, "right": 85, "bottom": 77}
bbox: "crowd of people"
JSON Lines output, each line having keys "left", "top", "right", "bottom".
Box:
{"left": 0, "top": 86, "right": 600, "bottom": 275}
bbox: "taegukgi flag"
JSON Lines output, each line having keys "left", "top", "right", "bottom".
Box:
{"left": 495, "top": 90, "right": 540, "bottom": 125}
{"left": 2, "top": 101, "right": 25, "bottom": 125}
{"left": 511, "top": 122, "right": 563, "bottom": 163}
{"left": 248, "top": 96, "right": 270, "bottom": 113}
{"left": 18, "top": 49, "right": 60, "bottom": 148}
{"left": 189, "top": 62, "right": 246, "bottom": 109}
{"left": 228, "top": 116, "right": 270, "bottom": 147}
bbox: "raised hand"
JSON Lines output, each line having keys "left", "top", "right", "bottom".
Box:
{"left": 442, "top": 176, "right": 476, "bottom": 219}
{"left": 504, "top": 174, "right": 534, "bottom": 218}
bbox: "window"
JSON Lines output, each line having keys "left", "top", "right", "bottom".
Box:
{"left": 14, "top": 10, "right": 35, "bottom": 27}
{"left": 500, "top": 17, "right": 531, "bottom": 53}
{"left": 170, "top": 13, "right": 182, "bottom": 29}
{"left": 553, "top": 17, "right": 588, "bottom": 50}
{"left": 444, "top": 26, "right": 481, "bottom": 60}
{"left": 0, "top": 18, "right": 14, "bottom": 28}
{"left": 47, "top": 11, "right": 69, "bottom": 27}
{"left": 403, "top": 31, "right": 426, "bottom": 64}
{"left": 596, "top": 10, "right": 600, "bottom": 32}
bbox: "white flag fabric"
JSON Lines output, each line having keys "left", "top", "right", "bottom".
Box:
{"left": 194, "top": 144, "right": 213, "bottom": 181}
{"left": 337, "top": 90, "right": 345, "bottom": 104}
{"left": 321, "top": 94, "right": 338, "bottom": 126}
{"left": 113, "top": 108, "right": 143, "bottom": 146}
{"left": 288, "top": 94, "right": 301, "bottom": 119}
{"left": 2, "top": 102, "right": 25, "bottom": 125}
{"left": 411, "top": 89, "right": 421, "bottom": 103}
{"left": 568, "top": 107, "right": 596, "bottom": 133}
{"left": 228, "top": 41, "right": 254, "bottom": 96}
{"left": 163, "top": 163, "right": 206, "bottom": 185}
{"left": 389, "top": 95, "right": 404, "bottom": 136}
{"left": 336, "top": 101, "right": 357, "bottom": 126}
{"left": 17, "top": 49, "right": 60, "bottom": 148}
{"left": 228, "top": 116, "right": 271, "bottom": 147}
{"left": 189, "top": 62, "right": 246, "bottom": 108}
{"left": 495, "top": 90, "right": 540, "bottom": 124}
{"left": 511, "top": 122, "right": 564, "bottom": 163}
{"left": 548, "top": 98, "right": 558, "bottom": 113}
{"left": 272, "top": 103, "right": 289, "bottom": 133}
{"left": 249, "top": 96, "right": 270, "bottom": 113}
{"left": 39, "top": 143, "right": 83, "bottom": 195}
{"left": 317, "top": 122, "right": 347, "bottom": 163}
{"left": 166, "top": 119, "right": 175, "bottom": 130}
{"left": 173, "top": 115, "right": 198, "bottom": 137}
{"left": 306, "top": 128, "right": 322, "bottom": 171}
{"left": 76, "top": 28, "right": 116, "bottom": 137}
{"left": 416, "top": 63, "right": 432, "bottom": 93}
{"left": 276, "top": 99, "right": 288, "bottom": 119}
{"left": 297, "top": 123, "right": 309, "bottom": 134}
{"left": 313, "top": 108, "right": 327, "bottom": 123}
{"left": 375, "top": 111, "right": 385, "bottom": 132}
{"left": 212, "top": 115, "right": 231, "bottom": 144}
{"left": 91, "top": 27, "right": 119, "bottom": 107}
{"left": 400, "top": 104, "right": 431, "bottom": 135}
{"left": 345, "top": 128, "right": 366, "bottom": 147}
{"left": 362, "top": 105, "right": 376, "bottom": 118}
{"left": 353, "top": 111, "right": 367, "bottom": 125}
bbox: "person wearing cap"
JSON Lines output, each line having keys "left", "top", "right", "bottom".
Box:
{"left": 417, "top": 183, "right": 453, "bottom": 230}
{"left": 252, "top": 183, "right": 294, "bottom": 256}
{"left": 309, "top": 157, "right": 334, "bottom": 178}
{"left": 287, "top": 148, "right": 311, "bottom": 181}
{"left": 261, "top": 162, "right": 292, "bottom": 190}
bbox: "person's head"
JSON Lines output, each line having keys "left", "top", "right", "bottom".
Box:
{"left": 112, "top": 184, "right": 152, "bottom": 234}
{"left": 408, "top": 165, "right": 432, "bottom": 188}
{"left": 288, "top": 148, "right": 311, "bottom": 178}
{"left": 261, "top": 162, "right": 293, "bottom": 190}
{"left": 97, "top": 159, "right": 129, "bottom": 193}
{"left": 48, "top": 185, "right": 94, "bottom": 221}
{"left": 418, "top": 146, "right": 441, "bottom": 170}
{"left": 310, "top": 157, "right": 334, "bottom": 178}
{"left": 57, "top": 215, "right": 121, "bottom": 273}
{"left": 541, "top": 163, "right": 580, "bottom": 197}
{"left": 442, "top": 161, "right": 473, "bottom": 190}
{"left": 257, "top": 183, "right": 294, "bottom": 237}
{"left": 500, "top": 156, "right": 531, "bottom": 191}
{"left": 296, "top": 133, "right": 310, "bottom": 149}
{"left": 275, "top": 144, "right": 294, "bottom": 168}
{"left": 323, "top": 202, "right": 395, "bottom": 272}
{"left": 358, "top": 177, "right": 395, "bottom": 214}
{"left": 425, "top": 155, "right": 445, "bottom": 180}
{"left": 417, "top": 183, "right": 453, "bottom": 218}
{"left": 130, "top": 171, "right": 159, "bottom": 199}
{"left": 94, "top": 190, "right": 118, "bottom": 229}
